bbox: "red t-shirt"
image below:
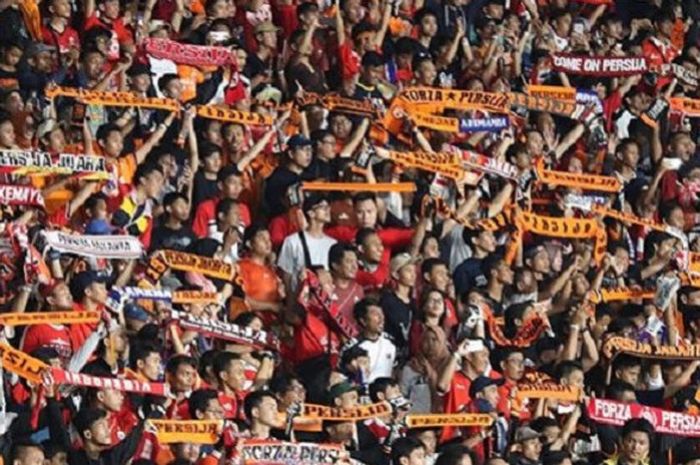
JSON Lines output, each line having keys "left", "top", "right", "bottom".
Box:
{"left": 356, "top": 249, "right": 391, "bottom": 292}
{"left": 42, "top": 24, "right": 80, "bottom": 55}
{"left": 338, "top": 41, "right": 361, "bottom": 79}
{"left": 21, "top": 323, "right": 72, "bottom": 362}
{"left": 84, "top": 14, "right": 134, "bottom": 61}
{"left": 290, "top": 312, "right": 340, "bottom": 365}
{"left": 192, "top": 198, "right": 251, "bottom": 238}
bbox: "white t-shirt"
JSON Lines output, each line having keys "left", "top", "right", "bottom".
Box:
{"left": 358, "top": 334, "right": 397, "bottom": 382}
{"left": 277, "top": 231, "right": 336, "bottom": 291}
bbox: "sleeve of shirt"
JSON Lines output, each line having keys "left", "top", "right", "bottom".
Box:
{"left": 277, "top": 235, "right": 298, "bottom": 275}
{"left": 378, "top": 227, "right": 414, "bottom": 251}
{"left": 192, "top": 201, "right": 212, "bottom": 238}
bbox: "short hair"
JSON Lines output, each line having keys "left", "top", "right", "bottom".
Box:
{"left": 73, "top": 408, "right": 107, "bottom": 438}
{"left": 353, "top": 296, "right": 381, "bottom": 324}
{"left": 166, "top": 354, "right": 197, "bottom": 376}
{"left": 413, "top": 7, "right": 437, "bottom": 24}
{"left": 556, "top": 360, "right": 584, "bottom": 381}
{"left": 96, "top": 122, "right": 120, "bottom": 142}
{"left": 353, "top": 192, "right": 377, "bottom": 205}
{"left": 613, "top": 354, "right": 642, "bottom": 373}
{"left": 129, "top": 343, "right": 160, "bottom": 369}
{"left": 158, "top": 73, "right": 179, "bottom": 94}
{"left": 269, "top": 373, "right": 302, "bottom": 396}
{"left": 199, "top": 141, "right": 222, "bottom": 161}
{"left": 216, "top": 197, "right": 238, "bottom": 218}
{"left": 217, "top": 164, "right": 241, "bottom": 183}
{"left": 434, "top": 447, "right": 476, "bottom": 465}
{"left": 621, "top": 418, "right": 654, "bottom": 442}
{"left": 607, "top": 380, "right": 636, "bottom": 400}
{"left": 213, "top": 351, "right": 242, "bottom": 380}
{"left": 11, "top": 441, "right": 43, "bottom": 463}
{"left": 198, "top": 350, "right": 220, "bottom": 380}
{"left": 244, "top": 389, "right": 276, "bottom": 421}
{"left": 84, "top": 192, "right": 108, "bottom": 211}
{"left": 163, "top": 191, "right": 188, "bottom": 209}
{"left": 188, "top": 389, "right": 219, "bottom": 419}
{"left": 369, "top": 377, "right": 398, "bottom": 403}
{"left": 391, "top": 437, "right": 425, "bottom": 465}
{"left": 133, "top": 163, "right": 162, "bottom": 186}
{"left": 421, "top": 257, "right": 446, "bottom": 276}
{"left": 329, "top": 242, "right": 356, "bottom": 270}
{"left": 355, "top": 227, "right": 377, "bottom": 246}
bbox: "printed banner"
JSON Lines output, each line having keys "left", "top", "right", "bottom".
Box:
{"left": 592, "top": 205, "right": 687, "bottom": 248}
{"left": 143, "top": 38, "right": 237, "bottom": 67}
{"left": 301, "top": 182, "right": 416, "bottom": 193}
{"left": 588, "top": 287, "right": 656, "bottom": 304}
{"left": 0, "top": 151, "right": 108, "bottom": 178}
{"left": 43, "top": 231, "right": 144, "bottom": 259}
{"left": 0, "top": 310, "right": 100, "bottom": 326}
{"left": 670, "top": 98, "right": 700, "bottom": 117}
{"left": 0, "top": 185, "right": 44, "bottom": 206}
{"left": 515, "top": 383, "right": 581, "bottom": 402}
{"left": 459, "top": 149, "right": 518, "bottom": 179}
{"left": 527, "top": 85, "right": 577, "bottom": 101}
{"left": 654, "top": 63, "right": 699, "bottom": 87}
{"left": 409, "top": 111, "right": 509, "bottom": 133}
{"left": 51, "top": 368, "right": 169, "bottom": 396}
{"left": 172, "top": 290, "right": 219, "bottom": 304}
{"left": 397, "top": 87, "right": 511, "bottom": 113}
{"left": 299, "top": 93, "right": 377, "bottom": 117}
{"left": 552, "top": 54, "right": 648, "bottom": 76}
{"left": 45, "top": 85, "right": 180, "bottom": 111}
{"left": 299, "top": 402, "right": 391, "bottom": 420}
{"left": 171, "top": 311, "right": 280, "bottom": 350}
{"left": 431, "top": 196, "right": 511, "bottom": 232}
{"left": 588, "top": 398, "right": 700, "bottom": 437}
{"left": 148, "top": 419, "right": 222, "bottom": 444}
{"left": 161, "top": 250, "right": 235, "bottom": 280}
{"left": 602, "top": 336, "right": 700, "bottom": 360}
{"left": 196, "top": 106, "right": 273, "bottom": 126}
{"left": 405, "top": 413, "right": 494, "bottom": 428}
{"left": 298, "top": 270, "right": 359, "bottom": 340}
{"left": 507, "top": 93, "right": 580, "bottom": 118}
{"left": 535, "top": 160, "right": 621, "bottom": 192}
{"left": 116, "top": 287, "right": 218, "bottom": 304}
{"left": 240, "top": 440, "right": 344, "bottom": 465}
{"left": 384, "top": 150, "right": 480, "bottom": 184}
{"left": 0, "top": 343, "right": 47, "bottom": 384}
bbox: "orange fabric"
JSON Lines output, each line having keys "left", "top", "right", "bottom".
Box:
{"left": 237, "top": 258, "right": 281, "bottom": 303}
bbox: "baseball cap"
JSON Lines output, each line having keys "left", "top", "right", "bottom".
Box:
{"left": 288, "top": 134, "right": 313, "bottom": 149}
{"left": 390, "top": 253, "right": 419, "bottom": 279}
{"left": 253, "top": 84, "right": 282, "bottom": 105}
{"left": 126, "top": 62, "right": 154, "bottom": 77}
{"left": 515, "top": 426, "right": 543, "bottom": 443}
{"left": 328, "top": 381, "right": 359, "bottom": 401}
{"left": 254, "top": 21, "right": 280, "bottom": 35}
{"left": 124, "top": 303, "right": 150, "bottom": 322}
{"left": 468, "top": 376, "right": 505, "bottom": 398}
{"left": 28, "top": 42, "right": 56, "bottom": 57}
{"left": 69, "top": 270, "right": 109, "bottom": 301}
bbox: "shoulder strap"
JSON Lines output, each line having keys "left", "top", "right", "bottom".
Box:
{"left": 299, "top": 231, "right": 313, "bottom": 269}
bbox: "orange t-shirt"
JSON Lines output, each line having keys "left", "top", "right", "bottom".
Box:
{"left": 237, "top": 258, "right": 281, "bottom": 303}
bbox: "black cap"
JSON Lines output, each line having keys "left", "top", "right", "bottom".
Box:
{"left": 126, "top": 62, "right": 153, "bottom": 77}
{"left": 361, "top": 51, "right": 385, "bottom": 68}
{"left": 69, "top": 270, "right": 108, "bottom": 301}
{"left": 469, "top": 376, "right": 504, "bottom": 398}
{"left": 288, "top": 134, "right": 313, "bottom": 149}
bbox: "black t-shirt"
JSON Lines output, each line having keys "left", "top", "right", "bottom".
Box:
{"left": 149, "top": 224, "right": 196, "bottom": 252}
{"left": 379, "top": 291, "right": 415, "bottom": 359}
{"left": 454, "top": 257, "right": 486, "bottom": 296}
{"left": 264, "top": 166, "right": 310, "bottom": 217}
{"left": 192, "top": 170, "right": 219, "bottom": 210}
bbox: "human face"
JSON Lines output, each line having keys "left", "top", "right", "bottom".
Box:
{"left": 139, "top": 352, "right": 163, "bottom": 381}
{"left": 223, "top": 359, "right": 246, "bottom": 391}
{"left": 16, "top": 446, "right": 44, "bottom": 465}
{"left": 334, "top": 250, "right": 359, "bottom": 280}
{"left": 48, "top": 282, "right": 74, "bottom": 310}
{"left": 404, "top": 447, "right": 426, "bottom": 465}
{"left": 48, "top": 451, "right": 68, "bottom": 465}
{"left": 541, "top": 425, "right": 561, "bottom": 445}
{"left": 251, "top": 230, "right": 272, "bottom": 257}
{"left": 280, "top": 379, "right": 306, "bottom": 407}
{"left": 225, "top": 124, "right": 245, "bottom": 152}
{"left": 474, "top": 230, "right": 497, "bottom": 253}
{"left": 331, "top": 115, "right": 352, "bottom": 140}
{"left": 466, "top": 347, "right": 489, "bottom": 374}
{"left": 86, "top": 281, "right": 108, "bottom": 305}
{"left": 260, "top": 30, "right": 278, "bottom": 49}
{"left": 617, "top": 365, "right": 641, "bottom": 387}
{"left": 173, "top": 443, "right": 201, "bottom": 462}
{"left": 530, "top": 249, "right": 551, "bottom": 274}
{"left": 526, "top": 131, "right": 544, "bottom": 156}
{"left": 45, "top": 127, "right": 66, "bottom": 152}
{"left": 501, "top": 352, "right": 525, "bottom": 381}
{"left": 0, "top": 120, "right": 15, "bottom": 148}
{"left": 426, "top": 264, "right": 449, "bottom": 291}
{"left": 362, "top": 305, "right": 384, "bottom": 335}
{"left": 100, "top": 130, "right": 123, "bottom": 157}
{"left": 416, "top": 430, "right": 437, "bottom": 455}
{"left": 355, "top": 199, "right": 378, "bottom": 228}
{"left": 130, "top": 73, "right": 151, "bottom": 93}
{"left": 421, "top": 329, "right": 442, "bottom": 359}
{"left": 84, "top": 52, "right": 105, "bottom": 79}
{"left": 51, "top": 0, "right": 71, "bottom": 18}
{"left": 173, "top": 363, "right": 196, "bottom": 392}
{"left": 291, "top": 146, "right": 312, "bottom": 169}
{"left": 144, "top": 170, "right": 165, "bottom": 199}
{"left": 4, "top": 46, "right": 22, "bottom": 67}
{"left": 206, "top": 121, "right": 223, "bottom": 146}
{"left": 417, "top": 60, "right": 437, "bottom": 86}
{"left": 563, "top": 368, "right": 585, "bottom": 389}
{"left": 309, "top": 200, "right": 331, "bottom": 224}
{"left": 88, "top": 416, "right": 112, "bottom": 447}
{"left": 100, "top": 0, "right": 120, "bottom": 19}
{"left": 317, "top": 134, "right": 337, "bottom": 159}
{"left": 337, "top": 389, "right": 359, "bottom": 409}
{"left": 420, "top": 15, "right": 438, "bottom": 37}
{"left": 479, "top": 384, "right": 499, "bottom": 407}
{"left": 361, "top": 233, "right": 384, "bottom": 264}
{"left": 255, "top": 396, "right": 280, "bottom": 427}
{"left": 209, "top": 0, "right": 234, "bottom": 18}
{"left": 221, "top": 175, "right": 243, "bottom": 199}
{"left": 342, "top": 0, "right": 364, "bottom": 25}
{"left": 521, "top": 438, "right": 542, "bottom": 461}
{"left": 169, "top": 197, "right": 191, "bottom": 222}
{"left": 397, "top": 263, "right": 416, "bottom": 287}
{"left": 622, "top": 431, "right": 650, "bottom": 462}
{"left": 621, "top": 142, "right": 640, "bottom": 167}
{"left": 423, "top": 291, "right": 445, "bottom": 319}
{"left": 99, "top": 388, "right": 125, "bottom": 412}
{"left": 203, "top": 398, "right": 225, "bottom": 419}
{"left": 166, "top": 79, "right": 184, "bottom": 100}
{"left": 422, "top": 237, "right": 439, "bottom": 259}
{"left": 203, "top": 151, "right": 222, "bottom": 174}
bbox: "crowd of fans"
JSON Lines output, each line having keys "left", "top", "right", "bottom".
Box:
{"left": 4, "top": 0, "right": 700, "bottom": 464}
